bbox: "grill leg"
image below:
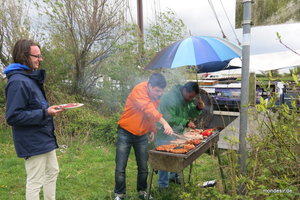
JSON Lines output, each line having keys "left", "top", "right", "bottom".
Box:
{"left": 147, "top": 168, "right": 154, "bottom": 200}
{"left": 215, "top": 144, "right": 227, "bottom": 193}
{"left": 178, "top": 171, "right": 185, "bottom": 190}
{"left": 188, "top": 162, "right": 193, "bottom": 183}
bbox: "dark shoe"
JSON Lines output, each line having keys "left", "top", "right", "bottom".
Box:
{"left": 169, "top": 177, "right": 181, "bottom": 184}
{"left": 138, "top": 191, "right": 153, "bottom": 200}
{"left": 158, "top": 187, "right": 168, "bottom": 193}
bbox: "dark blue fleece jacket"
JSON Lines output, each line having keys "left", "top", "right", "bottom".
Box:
{"left": 4, "top": 63, "right": 58, "bottom": 158}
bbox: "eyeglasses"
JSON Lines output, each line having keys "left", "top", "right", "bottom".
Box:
{"left": 29, "top": 54, "right": 43, "bottom": 59}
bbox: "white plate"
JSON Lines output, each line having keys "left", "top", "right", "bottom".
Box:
{"left": 59, "top": 103, "right": 84, "bottom": 109}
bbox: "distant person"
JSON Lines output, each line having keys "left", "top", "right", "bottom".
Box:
{"left": 155, "top": 81, "right": 205, "bottom": 190}
{"left": 114, "top": 73, "right": 173, "bottom": 200}
{"left": 4, "top": 39, "right": 64, "bottom": 200}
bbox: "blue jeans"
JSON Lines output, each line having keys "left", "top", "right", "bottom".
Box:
{"left": 114, "top": 127, "right": 149, "bottom": 195}
{"left": 158, "top": 171, "right": 177, "bottom": 188}
{"left": 155, "top": 139, "right": 177, "bottom": 188}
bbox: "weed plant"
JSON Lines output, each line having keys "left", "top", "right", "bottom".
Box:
{"left": 214, "top": 75, "right": 300, "bottom": 200}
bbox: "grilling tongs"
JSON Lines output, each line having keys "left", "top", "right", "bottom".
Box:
{"left": 172, "top": 132, "right": 189, "bottom": 141}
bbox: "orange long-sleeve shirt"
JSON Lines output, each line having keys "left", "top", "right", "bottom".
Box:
{"left": 118, "top": 81, "right": 163, "bottom": 136}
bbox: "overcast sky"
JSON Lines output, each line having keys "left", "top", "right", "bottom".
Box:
{"left": 129, "top": 0, "right": 300, "bottom": 56}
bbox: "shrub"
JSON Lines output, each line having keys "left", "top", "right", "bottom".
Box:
{"left": 218, "top": 75, "right": 300, "bottom": 199}
{"left": 51, "top": 98, "right": 120, "bottom": 145}
{"left": 43, "top": 84, "right": 120, "bottom": 145}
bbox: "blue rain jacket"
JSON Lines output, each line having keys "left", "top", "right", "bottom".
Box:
{"left": 5, "top": 63, "right": 58, "bottom": 158}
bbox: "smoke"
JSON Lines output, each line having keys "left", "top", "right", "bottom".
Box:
{"left": 156, "top": 67, "right": 190, "bottom": 91}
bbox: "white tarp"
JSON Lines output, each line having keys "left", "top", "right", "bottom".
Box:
{"left": 228, "top": 49, "right": 300, "bottom": 73}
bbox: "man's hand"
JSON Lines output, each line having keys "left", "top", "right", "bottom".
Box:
{"left": 149, "top": 132, "right": 155, "bottom": 142}
{"left": 158, "top": 117, "right": 173, "bottom": 135}
{"left": 187, "top": 121, "right": 196, "bottom": 129}
{"left": 163, "top": 123, "right": 173, "bottom": 135}
{"left": 197, "top": 96, "right": 205, "bottom": 110}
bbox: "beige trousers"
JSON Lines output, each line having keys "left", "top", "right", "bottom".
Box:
{"left": 25, "top": 150, "right": 59, "bottom": 200}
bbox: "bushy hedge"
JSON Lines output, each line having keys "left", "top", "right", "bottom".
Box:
{"left": 0, "top": 80, "right": 5, "bottom": 105}
{"left": 0, "top": 80, "right": 8, "bottom": 130}
{"left": 54, "top": 106, "right": 119, "bottom": 145}
{"left": 44, "top": 86, "right": 121, "bottom": 145}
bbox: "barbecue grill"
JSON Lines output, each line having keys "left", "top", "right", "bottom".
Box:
{"left": 147, "top": 132, "right": 222, "bottom": 199}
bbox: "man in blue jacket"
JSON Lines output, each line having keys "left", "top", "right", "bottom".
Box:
{"left": 4, "top": 39, "right": 64, "bottom": 200}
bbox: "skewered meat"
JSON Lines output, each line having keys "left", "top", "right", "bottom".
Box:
{"left": 183, "top": 144, "right": 195, "bottom": 150}
{"left": 183, "top": 132, "right": 203, "bottom": 140}
{"left": 155, "top": 144, "right": 177, "bottom": 151}
{"left": 169, "top": 148, "right": 189, "bottom": 154}
{"left": 189, "top": 129, "right": 203, "bottom": 134}
{"left": 185, "top": 139, "right": 202, "bottom": 145}
{"left": 155, "top": 143, "right": 196, "bottom": 154}
{"left": 183, "top": 129, "right": 204, "bottom": 140}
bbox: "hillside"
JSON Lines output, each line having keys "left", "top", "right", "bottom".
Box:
{"left": 236, "top": 0, "right": 300, "bottom": 27}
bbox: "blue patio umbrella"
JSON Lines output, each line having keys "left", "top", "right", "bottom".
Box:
{"left": 145, "top": 36, "right": 242, "bottom": 72}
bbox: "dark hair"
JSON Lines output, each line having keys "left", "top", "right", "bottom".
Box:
{"left": 148, "top": 73, "right": 167, "bottom": 88}
{"left": 12, "top": 39, "right": 41, "bottom": 69}
{"left": 183, "top": 82, "right": 200, "bottom": 94}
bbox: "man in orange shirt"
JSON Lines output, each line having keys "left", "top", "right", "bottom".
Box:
{"left": 114, "top": 73, "right": 173, "bottom": 200}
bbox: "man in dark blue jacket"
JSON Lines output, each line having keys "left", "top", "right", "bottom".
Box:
{"left": 4, "top": 39, "right": 64, "bottom": 200}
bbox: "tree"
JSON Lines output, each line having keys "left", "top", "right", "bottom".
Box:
{"left": 145, "top": 9, "right": 190, "bottom": 86}
{"left": 236, "top": 0, "right": 299, "bottom": 27}
{"left": 289, "top": 66, "right": 300, "bottom": 76}
{"left": 91, "top": 10, "right": 189, "bottom": 114}
{"left": 269, "top": 69, "right": 280, "bottom": 77}
{"left": 145, "top": 9, "right": 188, "bottom": 54}
{"left": 42, "top": 0, "right": 125, "bottom": 94}
{"left": 0, "top": 0, "right": 31, "bottom": 66}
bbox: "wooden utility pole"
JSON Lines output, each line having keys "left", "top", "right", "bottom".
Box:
{"left": 137, "top": 0, "right": 144, "bottom": 60}
{"left": 137, "top": 0, "right": 144, "bottom": 40}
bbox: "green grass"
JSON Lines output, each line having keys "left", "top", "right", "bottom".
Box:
{"left": 0, "top": 128, "right": 221, "bottom": 200}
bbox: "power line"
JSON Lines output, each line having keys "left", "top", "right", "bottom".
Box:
{"left": 208, "top": 0, "right": 227, "bottom": 39}
{"left": 152, "top": 0, "right": 161, "bottom": 26}
{"left": 123, "top": 0, "right": 135, "bottom": 25}
{"left": 219, "top": 0, "right": 241, "bottom": 45}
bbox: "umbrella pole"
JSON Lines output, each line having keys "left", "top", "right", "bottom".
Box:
{"left": 195, "top": 69, "right": 198, "bottom": 84}
{"left": 194, "top": 66, "right": 201, "bottom": 113}
{"left": 194, "top": 66, "right": 199, "bottom": 84}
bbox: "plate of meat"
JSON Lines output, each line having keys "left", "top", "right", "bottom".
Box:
{"left": 59, "top": 103, "right": 84, "bottom": 109}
